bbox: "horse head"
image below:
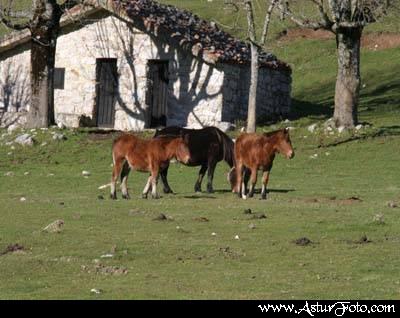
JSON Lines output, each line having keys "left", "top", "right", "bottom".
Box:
{"left": 276, "top": 128, "right": 295, "bottom": 159}
{"left": 175, "top": 134, "right": 191, "bottom": 164}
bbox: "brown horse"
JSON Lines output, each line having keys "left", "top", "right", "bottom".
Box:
{"left": 111, "top": 134, "right": 190, "bottom": 200}
{"left": 233, "top": 128, "right": 294, "bottom": 200}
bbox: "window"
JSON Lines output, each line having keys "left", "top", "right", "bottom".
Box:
{"left": 54, "top": 68, "right": 65, "bottom": 89}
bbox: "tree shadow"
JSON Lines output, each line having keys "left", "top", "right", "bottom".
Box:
{"left": 98, "top": 13, "right": 223, "bottom": 129}
{"left": 288, "top": 98, "right": 333, "bottom": 121}
{"left": 321, "top": 125, "right": 400, "bottom": 148}
{"left": 0, "top": 61, "right": 29, "bottom": 127}
{"left": 183, "top": 195, "right": 217, "bottom": 199}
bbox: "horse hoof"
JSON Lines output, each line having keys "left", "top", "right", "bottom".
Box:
{"left": 163, "top": 188, "right": 173, "bottom": 194}
{"left": 142, "top": 194, "right": 148, "bottom": 199}
{"left": 242, "top": 194, "right": 247, "bottom": 200}
{"left": 206, "top": 187, "right": 214, "bottom": 193}
{"left": 110, "top": 193, "right": 117, "bottom": 200}
{"left": 152, "top": 194, "right": 160, "bottom": 199}
{"left": 248, "top": 192, "right": 254, "bottom": 198}
{"left": 260, "top": 195, "right": 267, "bottom": 200}
{"left": 122, "top": 194, "right": 130, "bottom": 200}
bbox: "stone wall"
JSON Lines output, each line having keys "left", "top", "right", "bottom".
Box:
{"left": 0, "top": 44, "right": 30, "bottom": 127}
{"left": 53, "top": 11, "right": 226, "bottom": 130}
{"left": 222, "top": 65, "right": 291, "bottom": 124}
{"left": 0, "top": 9, "right": 291, "bottom": 130}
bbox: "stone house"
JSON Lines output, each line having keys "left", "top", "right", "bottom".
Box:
{"left": 0, "top": 0, "right": 292, "bottom": 131}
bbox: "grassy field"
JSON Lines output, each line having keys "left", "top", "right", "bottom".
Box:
{"left": 1, "top": 0, "right": 400, "bottom": 300}
{"left": 1, "top": 37, "right": 400, "bottom": 297}
{"left": 0, "top": 110, "right": 399, "bottom": 299}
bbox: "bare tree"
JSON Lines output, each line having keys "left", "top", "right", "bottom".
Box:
{"left": 243, "top": 0, "right": 279, "bottom": 132}
{"left": 0, "top": 0, "right": 91, "bottom": 127}
{"left": 277, "top": 0, "right": 396, "bottom": 128}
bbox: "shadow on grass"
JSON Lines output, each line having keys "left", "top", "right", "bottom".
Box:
{"left": 183, "top": 195, "right": 217, "bottom": 199}
{"left": 321, "top": 125, "right": 400, "bottom": 148}
{"left": 249, "top": 189, "right": 296, "bottom": 194}
{"left": 289, "top": 98, "right": 333, "bottom": 121}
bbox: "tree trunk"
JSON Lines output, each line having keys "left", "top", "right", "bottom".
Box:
{"left": 246, "top": 42, "right": 258, "bottom": 133}
{"left": 26, "top": 0, "right": 60, "bottom": 128}
{"left": 333, "top": 27, "right": 362, "bottom": 128}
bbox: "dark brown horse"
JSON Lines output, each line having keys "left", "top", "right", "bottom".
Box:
{"left": 233, "top": 128, "right": 294, "bottom": 200}
{"left": 111, "top": 133, "right": 190, "bottom": 199}
{"left": 154, "top": 126, "right": 234, "bottom": 193}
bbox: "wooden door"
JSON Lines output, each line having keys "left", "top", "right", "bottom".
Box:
{"left": 96, "top": 58, "right": 117, "bottom": 128}
{"left": 147, "top": 60, "right": 169, "bottom": 128}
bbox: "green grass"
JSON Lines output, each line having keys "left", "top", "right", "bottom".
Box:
{"left": 0, "top": 112, "right": 399, "bottom": 299}
{"left": 1, "top": 0, "right": 399, "bottom": 39}
{"left": 1, "top": 44, "right": 400, "bottom": 299}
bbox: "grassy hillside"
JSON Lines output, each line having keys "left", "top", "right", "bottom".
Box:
{"left": 0, "top": 38, "right": 399, "bottom": 298}
{"left": 0, "top": 110, "right": 399, "bottom": 299}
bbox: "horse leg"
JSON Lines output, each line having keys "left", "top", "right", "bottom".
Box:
{"left": 235, "top": 161, "right": 246, "bottom": 199}
{"left": 194, "top": 164, "right": 207, "bottom": 192}
{"left": 248, "top": 167, "right": 258, "bottom": 198}
{"left": 111, "top": 158, "right": 123, "bottom": 200}
{"left": 151, "top": 167, "right": 160, "bottom": 199}
{"left": 120, "top": 161, "right": 131, "bottom": 200}
{"left": 206, "top": 160, "right": 217, "bottom": 193}
{"left": 243, "top": 167, "right": 250, "bottom": 193}
{"left": 260, "top": 170, "right": 270, "bottom": 200}
{"left": 160, "top": 163, "right": 174, "bottom": 194}
{"left": 142, "top": 175, "right": 152, "bottom": 199}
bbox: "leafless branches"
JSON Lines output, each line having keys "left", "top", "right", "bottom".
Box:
{"left": 0, "top": 0, "right": 30, "bottom": 30}
{"left": 277, "top": 0, "right": 395, "bottom": 34}
{"left": 0, "top": 0, "right": 93, "bottom": 32}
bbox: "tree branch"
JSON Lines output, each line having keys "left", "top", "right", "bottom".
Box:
{"left": 310, "top": 0, "right": 333, "bottom": 28}
{"left": 0, "top": 0, "right": 30, "bottom": 30}
{"left": 278, "top": 0, "right": 334, "bottom": 31}
{"left": 59, "top": 0, "right": 83, "bottom": 11}
{"left": 260, "top": 0, "right": 278, "bottom": 45}
{"left": 244, "top": 0, "right": 257, "bottom": 43}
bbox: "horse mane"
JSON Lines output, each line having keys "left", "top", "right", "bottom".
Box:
{"left": 263, "top": 128, "right": 286, "bottom": 138}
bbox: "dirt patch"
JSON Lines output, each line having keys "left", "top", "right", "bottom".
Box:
{"left": 0, "top": 243, "right": 25, "bottom": 256}
{"left": 354, "top": 235, "right": 372, "bottom": 244}
{"left": 249, "top": 213, "right": 267, "bottom": 220}
{"left": 218, "top": 246, "right": 246, "bottom": 259}
{"left": 300, "top": 196, "right": 362, "bottom": 205}
{"left": 341, "top": 196, "right": 363, "bottom": 205}
{"left": 152, "top": 213, "right": 172, "bottom": 221}
{"left": 361, "top": 33, "right": 400, "bottom": 50}
{"left": 82, "top": 263, "right": 128, "bottom": 275}
{"left": 293, "top": 237, "right": 312, "bottom": 246}
{"left": 277, "top": 28, "right": 334, "bottom": 42}
{"left": 277, "top": 29, "right": 400, "bottom": 50}
{"left": 193, "top": 217, "right": 209, "bottom": 222}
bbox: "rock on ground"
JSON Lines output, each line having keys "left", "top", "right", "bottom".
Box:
{"left": 15, "top": 134, "right": 35, "bottom": 146}
{"left": 43, "top": 220, "right": 65, "bottom": 233}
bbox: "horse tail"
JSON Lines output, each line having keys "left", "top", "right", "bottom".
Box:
{"left": 215, "top": 128, "right": 235, "bottom": 168}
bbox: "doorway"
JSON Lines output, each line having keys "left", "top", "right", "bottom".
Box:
{"left": 95, "top": 58, "right": 117, "bottom": 128}
{"left": 146, "top": 60, "right": 169, "bottom": 128}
